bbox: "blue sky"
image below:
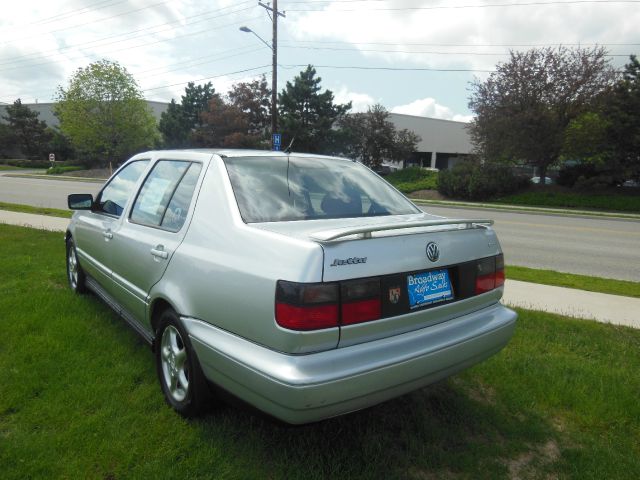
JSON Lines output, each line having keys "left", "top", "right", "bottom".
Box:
{"left": 1, "top": 0, "right": 638, "bottom": 122}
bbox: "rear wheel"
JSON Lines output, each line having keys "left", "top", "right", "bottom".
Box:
{"left": 155, "top": 309, "right": 210, "bottom": 417}
{"left": 66, "top": 238, "right": 86, "bottom": 294}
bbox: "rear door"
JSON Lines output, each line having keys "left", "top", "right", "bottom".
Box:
{"left": 108, "top": 152, "right": 206, "bottom": 326}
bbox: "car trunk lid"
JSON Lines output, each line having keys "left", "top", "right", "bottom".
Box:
{"left": 255, "top": 214, "right": 504, "bottom": 347}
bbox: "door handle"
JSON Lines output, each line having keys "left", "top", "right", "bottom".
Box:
{"left": 103, "top": 230, "right": 113, "bottom": 240}
{"left": 150, "top": 246, "right": 169, "bottom": 260}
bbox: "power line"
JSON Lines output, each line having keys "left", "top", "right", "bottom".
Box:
{"left": 32, "top": 0, "right": 130, "bottom": 26}
{"left": 0, "top": 4, "right": 256, "bottom": 68}
{"left": 281, "top": 45, "right": 632, "bottom": 57}
{"left": 2, "top": 0, "right": 182, "bottom": 46}
{"left": 136, "top": 46, "right": 267, "bottom": 79}
{"left": 283, "top": 63, "right": 495, "bottom": 72}
{"left": 280, "top": 40, "right": 640, "bottom": 48}
{"left": 141, "top": 65, "right": 272, "bottom": 92}
{"left": 286, "top": 0, "right": 640, "bottom": 12}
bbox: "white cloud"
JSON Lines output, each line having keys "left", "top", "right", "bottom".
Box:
{"left": 333, "top": 86, "right": 376, "bottom": 112}
{"left": 288, "top": 0, "right": 639, "bottom": 72}
{"left": 392, "top": 98, "right": 473, "bottom": 122}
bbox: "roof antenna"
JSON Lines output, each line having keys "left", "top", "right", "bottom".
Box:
{"left": 284, "top": 136, "right": 295, "bottom": 154}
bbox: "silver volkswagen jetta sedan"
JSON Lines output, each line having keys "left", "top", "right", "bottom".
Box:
{"left": 66, "top": 149, "right": 517, "bottom": 424}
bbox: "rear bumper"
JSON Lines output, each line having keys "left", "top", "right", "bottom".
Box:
{"left": 183, "top": 303, "right": 517, "bottom": 424}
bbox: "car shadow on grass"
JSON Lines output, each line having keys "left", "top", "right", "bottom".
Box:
{"left": 190, "top": 378, "right": 560, "bottom": 479}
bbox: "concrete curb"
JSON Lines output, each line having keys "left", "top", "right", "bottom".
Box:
{"left": 4, "top": 173, "right": 106, "bottom": 183}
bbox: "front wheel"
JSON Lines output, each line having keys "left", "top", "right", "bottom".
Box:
{"left": 155, "top": 309, "right": 210, "bottom": 417}
{"left": 66, "top": 238, "right": 87, "bottom": 294}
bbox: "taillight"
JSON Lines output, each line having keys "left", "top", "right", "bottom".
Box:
{"left": 475, "top": 254, "right": 505, "bottom": 294}
{"left": 275, "top": 278, "right": 382, "bottom": 331}
{"left": 275, "top": 281, "right": 339, "bottom": 330}
{"left": 495, "top": 254, "right": 505, "bottom": 288}
{"left": 341, "top": 278, "right": 381, "bottom": 325}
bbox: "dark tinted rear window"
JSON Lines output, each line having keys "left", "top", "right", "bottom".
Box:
{"left": 223, "top": 156, "right": 419, "bottom": 223}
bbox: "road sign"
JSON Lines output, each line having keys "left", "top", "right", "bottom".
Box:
{"left": 272, "top": 133, "right": 282, "bottom": 151}
{"left": 49, "top": 153, "right": 55, "bottom": 162}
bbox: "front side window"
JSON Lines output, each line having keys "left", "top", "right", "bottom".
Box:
{"left": 98, "top": 160, "right": 149, "bottom": 216}
{"left": 224, "top": 156, "right": 420, "bottom": 223}
{"left": 130, "top": 160, "right": 202, "bottom": 232}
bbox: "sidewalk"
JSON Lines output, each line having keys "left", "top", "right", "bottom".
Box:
{"left": 503, "top": 279, "right": 639, "bottom": 329}
{"left": 0, "top": 209, "right": 70, "bottom": 232}
{"left": 1, "top": 209, "right": 638, "bottom": 329}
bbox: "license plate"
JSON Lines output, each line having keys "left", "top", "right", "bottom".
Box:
{"left": 407, "top": 269, "right": 454, "bottom": 309}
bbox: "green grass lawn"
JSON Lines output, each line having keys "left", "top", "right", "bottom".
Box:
{"left": 1, "top": 224, "right": 639, "bottom": 479}
{"left": 0, "top": 201, "right": 72, "bottom": 218}
{"left": 507, "top": 265, "right": 640, "bottom": 298}
{"left": 494, "top": 189, "right": 640, "bottom": 213}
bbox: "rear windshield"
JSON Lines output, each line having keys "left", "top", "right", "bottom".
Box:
{"left": 223, "top": 156, "right": 420, "bottom": 223}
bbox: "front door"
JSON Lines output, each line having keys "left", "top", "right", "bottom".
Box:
{"left": 108, "top": 154, "right": 206, "bottom": 328}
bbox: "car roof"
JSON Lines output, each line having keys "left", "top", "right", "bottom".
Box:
{"left": 141, "top": 149, "right": 350, "bottom": 162}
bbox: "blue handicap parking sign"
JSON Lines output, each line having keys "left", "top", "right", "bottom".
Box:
{"left": 272, "top": 133, "right": 282, "bottom": 151}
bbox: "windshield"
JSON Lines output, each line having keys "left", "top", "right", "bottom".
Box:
{"left": 224, "top": 156, "right": 420, "bottom": 223}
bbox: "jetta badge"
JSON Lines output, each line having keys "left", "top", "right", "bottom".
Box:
{"left": 426, "top": 242, "right": 440, "bottom": 262}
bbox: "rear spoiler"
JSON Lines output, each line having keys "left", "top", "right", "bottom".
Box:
{"left": 309, "top": 219, "right": 494, "bottom": 242}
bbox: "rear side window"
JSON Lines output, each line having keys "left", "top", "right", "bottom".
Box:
{"left": 224, "top": 156, "right": 419, "bottom": 223}
{"left": 98, "top": 160, "right": 150, "bottom": 216}
{"left": 130, "top": 160, "right": 202, "bottom": 232}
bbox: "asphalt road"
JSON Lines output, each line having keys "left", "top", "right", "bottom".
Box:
{"left": 422, "top": 205, "right": 640, "bottom": 282}
{"left": 0, "top": 174, "right": 101, "bottom": 209}
{"left": 1, "top": 174, "right": 638, "bottom": 282}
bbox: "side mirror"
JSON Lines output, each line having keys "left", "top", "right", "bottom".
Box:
{"left": 68, "top": 193, "right": 94, "bottom": 210}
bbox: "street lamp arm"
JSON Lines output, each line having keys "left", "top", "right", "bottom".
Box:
{"left": 239, "top": 26, "right": 273, "bottom": 51}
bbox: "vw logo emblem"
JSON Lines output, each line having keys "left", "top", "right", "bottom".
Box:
{"left": 426, "top": 242, "right": 440, "bottom": 262}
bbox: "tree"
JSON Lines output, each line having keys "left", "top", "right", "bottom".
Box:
{"left": 55, "top": 59, "right": 158, "bottom": 167}
{"left": 278, "top": 65, "right": 351, "bottom": 154}
{"left": 468, "top": 47, "right": 616, "bottom": 183}
{"left": 338, "top": 104, "right": 420, "bottom": 167}
{"left": 604, "top": 55, "right": 640, "bottom": 181}
{"left": 191, "top": 97, "right": 261, "bottom": 148}
{"left": 1, "top": 99, "right": 52, "bottom": 159}
{"left": 181, "top": 82, "right": 217, "bottom": 131}
{"left": 158, "top": 99, "right": 189, "bottom": 148}
{"left": 159, "top": 82, "right": 218, "bottom": 148}
{"left": 228, "top": 75, "right": 271, "bottom": 137}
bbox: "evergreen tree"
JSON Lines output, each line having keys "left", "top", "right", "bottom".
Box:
{"left": 159, "top": 82, "right": 218, "bottom": 147}
{"left": 2, "top": 99, "right": 52, "bottom": 159}
{"left": 278, "top": 66, "right": 351, "bottom": 154}
{"left": 605, "top": 55, "right": 640, "bottom": 181}
{"left": 159, "top": 100, "right": 189, "bottom": 148}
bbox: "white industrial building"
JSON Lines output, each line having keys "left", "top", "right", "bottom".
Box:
{"left": 1, "top": 102, "right": 473, "bottom": 169}
{"left": 388, "top": 113, "right": 473, "bottom": 170}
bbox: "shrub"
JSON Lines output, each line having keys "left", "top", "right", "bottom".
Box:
{"left": 557, "top": 163, "right": 598, "bottom": 187}
{"left": 6, "top": 159, "right": 51, "bottom": 169}
{"left": 386, "top": 167, "right": 438, "bottom": 193}
{"left": 438, "top": 161, "right": 528, "bottom": 200}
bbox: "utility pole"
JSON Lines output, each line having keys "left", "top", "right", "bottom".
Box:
{"left": 258, "top": 1, "right": 285, "bottom": 149}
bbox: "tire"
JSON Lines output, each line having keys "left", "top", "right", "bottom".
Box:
{"left": 155, "top": 309, "right": 210, "bottom": 417}
{"left": 66, "top": 238, "right": 87, "bottom": 294}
